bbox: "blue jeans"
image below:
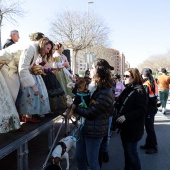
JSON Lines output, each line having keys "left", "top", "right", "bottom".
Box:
{"left": 75, "top": 135, "right": 103, "bottom": 170}
{"left": 159, "top": 89, "right": 169, "bottom": 108}
{"left": 121, "top": 136, "right": 141, "bottom": 170}
{"left": 102, "top": 116, "right": 113, "bottom": 152}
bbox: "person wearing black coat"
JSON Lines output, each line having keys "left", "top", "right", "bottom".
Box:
{"left": 73, "top": 58, "right": 114, "bottom": 170}
{"left": 3, "top": 30, "right": 20, "bottom": 49}
{"left": 140, "top": 68, "right": 158, "bottom": 154}
{"left": 116, "top": 68, "right": 148, "bottom": 170}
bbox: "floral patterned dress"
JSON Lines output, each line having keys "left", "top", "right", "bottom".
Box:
{"left": 19, "top": 75, "right": 51, "bottom": 116}
{"left": 0, "top": 72, "right": 20, "bottom": 133}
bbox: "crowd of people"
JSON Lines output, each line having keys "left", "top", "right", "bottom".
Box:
{"left": 0, "top": 30, "right": 75, "bottom": 131}
{"left": 0, "top": 30, "right": 170, "bottom": 170}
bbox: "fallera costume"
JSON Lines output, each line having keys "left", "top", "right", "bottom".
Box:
{"left": 0, "top": 42, "right": 23, "bottom": 102}
{"left": 53, "top": 52, "right": 73, "bottom": 97}
{"left": 36, "top": 57, "right": 66, "bottom": 112}
{"left": 18, "top": 41, "right": 51, "bottom": 116}
{"left": 0, "top": 72, "right": 20, "bottom": 133}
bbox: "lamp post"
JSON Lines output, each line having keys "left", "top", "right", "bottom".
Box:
{"left": 86, "top": 1, "right": 94, "bottom": 53}
{"left": 87, "top": 1, "right": 94, "bottom": 21}
{"left": 85, "top": 1, "right": 94, "bottom": 70}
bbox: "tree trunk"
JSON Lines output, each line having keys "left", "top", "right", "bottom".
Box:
{"left": 72, "top": 50, "right": 78, "bottom": 74}
{"left": 0, "top": 25, "right": 2, "bottom": 50}
{"left": 0, "top": 11, "right": 2, "bottom": 50}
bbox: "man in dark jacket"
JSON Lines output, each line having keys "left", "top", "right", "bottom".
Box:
{"left": 3, "top": 30, "right": 20, "bottom": 49}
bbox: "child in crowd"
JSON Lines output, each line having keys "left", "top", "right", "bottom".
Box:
{"left": 67, "top": 77, "right": 91, "bottom": 119}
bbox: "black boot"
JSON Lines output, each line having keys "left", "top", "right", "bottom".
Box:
{"left": 103, "top": 151, "right": 109, "bottom": 162}
{"left": 145, "top": 148, "right": 158, "bottom": 154}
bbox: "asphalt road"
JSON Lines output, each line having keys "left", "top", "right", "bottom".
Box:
{"left": 0, "top": 101, "right": 170, "bottom": 170}
{"left": 70, "top": 100, "right": 170, "bottom": 170}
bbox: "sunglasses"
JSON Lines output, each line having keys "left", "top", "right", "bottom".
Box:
{"left": 123, "top": 75, "right": 131, "bottom": 78}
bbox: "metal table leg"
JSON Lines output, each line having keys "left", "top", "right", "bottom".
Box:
{"left": 48, "top": 125, "right": 55, "bottom": 149}
{"left": 17, "top": 145, "right": 24, "bottom": 170}
{"left": 23, "top": 142, "right": 29, "bottom": 170}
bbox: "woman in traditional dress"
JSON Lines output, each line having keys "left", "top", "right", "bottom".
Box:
{"left": 36, "top": 44, "right": 67, "bottom": 113}
{"left": 18, "top": 37, "right": 53, "bottom": 123}
{"left": 0, "top": 37, "right": 53, "bottom": 123}
{"left": 53, "top": 43, "right": 73, "bottom": 96}
{"left": 0, "top": 62, "right": 20, "bottom": 133}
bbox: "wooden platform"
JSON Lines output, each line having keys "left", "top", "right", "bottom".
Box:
{"left": 0, "top": 113, "right": 65, "bottom": 170}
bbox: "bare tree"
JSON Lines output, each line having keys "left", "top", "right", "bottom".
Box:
{"left": 0, "top": 0, "right": 25, "bottom": 49}
{"left": 89, "top": 45, "right": 114, "bottom": 66}
{"left": 137, "top": 53, "right": 170, "bottom": 75}
{"left": 49, "top": 10, "right": 110, "bottom": 73}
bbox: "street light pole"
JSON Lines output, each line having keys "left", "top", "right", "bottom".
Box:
{"left": 85, "top": 1, "right": 94, "bottom": 70}
{"left": 86, "top": 1, "right": 94, "bottom": 53}
{"left": 87, "top": 1, "right": 94, "bottom": 23}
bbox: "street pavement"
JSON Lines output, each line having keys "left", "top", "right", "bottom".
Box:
{"left": 1, "top": 99, "right": 170, "bottom": 170}
{"left": 70, "top": 99, "right": 170, "bottom": 170}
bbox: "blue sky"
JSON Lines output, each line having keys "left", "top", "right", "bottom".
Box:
{"left": 2, "top": 0, "right": 170, "bottom": 67}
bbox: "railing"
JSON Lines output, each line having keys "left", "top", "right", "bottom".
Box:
{"left": 0, "top": 114, "right": 64, "bottom": 170}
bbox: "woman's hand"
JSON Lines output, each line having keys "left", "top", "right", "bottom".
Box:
{"left": 32, "top": 85, "right": 39, "bottom": 96}
{"left": 116, "top": 115, "right": 126, "bottom": 124}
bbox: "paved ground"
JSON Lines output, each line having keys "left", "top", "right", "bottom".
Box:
{"left": 1, "top": 100, "right": 170, "bottom": 170}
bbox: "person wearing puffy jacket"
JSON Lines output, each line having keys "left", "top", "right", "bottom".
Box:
{"left": 73, "top": 58, "right": 114, "bottom": 170}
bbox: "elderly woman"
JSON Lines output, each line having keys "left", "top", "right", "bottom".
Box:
{"left": 73, "top": 58, "right": 114, "bottom": 170}
{"left": 116, "top": 68, "right": 147, "bottom": 170}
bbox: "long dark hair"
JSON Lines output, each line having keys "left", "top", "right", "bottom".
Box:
{"left": 141, "top": 68, "right": 155, "bottom": 93}
{"left": 144, "top": 72, "right": 155, "bottom": 94}
{"left": 148, "top": 74, "right": 155, "bottom": 94}
{"left": 93, "top": 58, "right": 113, "bottom": 89}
